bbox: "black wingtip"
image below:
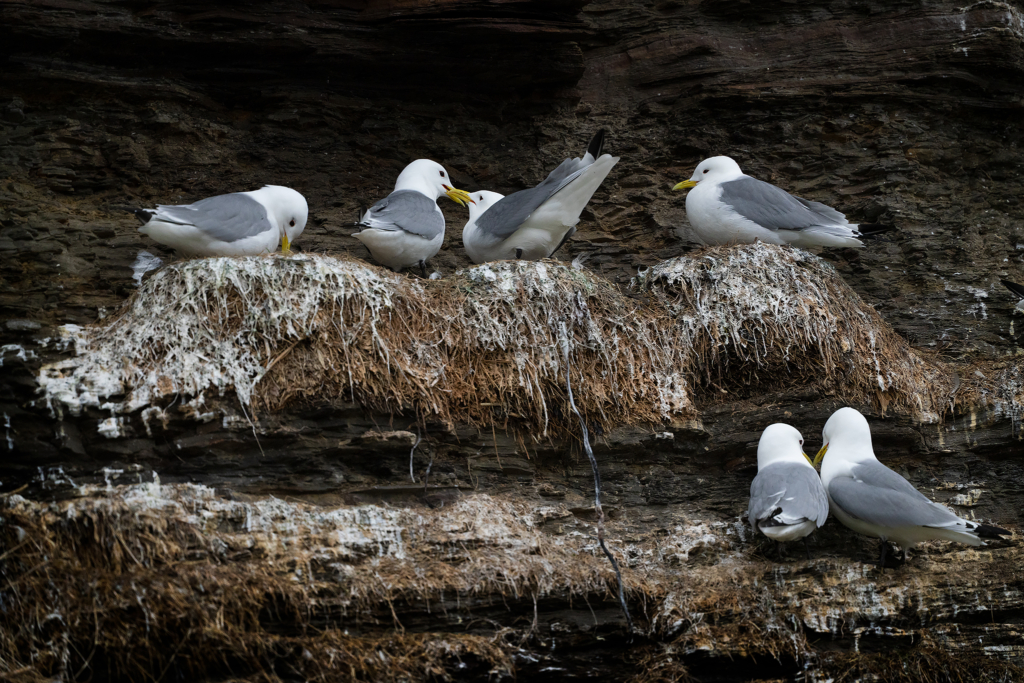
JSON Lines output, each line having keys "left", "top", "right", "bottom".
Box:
{"left": 352, "top": 206, "right": 368, "bottom": 228}
{"left": 1000, "top": 280, "right": 1024, "bottom": 298}
{"left": 587, "top": 129, "right": 606, "bottom": 159}
{"left": 125, "top": 208, "right": 155, "bottom": 224}
{"left": 857, "top": 222, "right": 895, "bottom": 237}
{"left": 973, "top": 523, "right": 1012, "bottom": 539}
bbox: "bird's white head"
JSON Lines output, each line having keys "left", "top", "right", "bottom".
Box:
{"left": 466, "top": 190, "right": 505, "bottom": 222}
{"left": 673, "top": 156, "right": 744, "bottom": 191}
{"left": 814, "top": 406, "right": 876, "bottom": 467}
{"left": 756, "top": 423, "right": 811, "bottom": 470}
{"left": 394, "top": 159, "right": 474, "bottom": 207}
{"left": 255, "top": 185, "right": 307, "bottom": 253}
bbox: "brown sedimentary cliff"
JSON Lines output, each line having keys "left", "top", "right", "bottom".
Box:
{"left": 1, "top": 1, "right": 1023, "bottom": 681}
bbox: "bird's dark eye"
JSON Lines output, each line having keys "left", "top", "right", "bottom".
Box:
{"left": 289, "top": 219, "right": 295, "bottom": 227}
{"left": 439, "top": 171, "right": 445, "bottom": 177}
{"left": 703, "top": 169, "right": 709, "bottom": 174}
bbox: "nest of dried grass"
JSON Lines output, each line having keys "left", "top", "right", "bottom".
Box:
{"left": 633, "top": 244, "right": 954, "bottom": 420}
{"left": 38, "top": 255, "right": 691, "bottom": 438}
{"left": 261, "top": 258, "right": 692, "bottom": 435}
{"left": 38, "top": 245, "right": 966, "bottom": 437}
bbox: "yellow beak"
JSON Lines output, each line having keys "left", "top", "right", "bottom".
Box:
{"left": 802, "top": 452, "right": 813, "bottom": 466}
{"left": 281, "top": 233, "right": 291, "bottom": 254}
{"left": 812, "top": 443, "right": 828, "bottom": 468}
{"left": 444, "top": 187, "right": 475, "bottom": 207}
{"left": 673, "top": 180, "right": 699, "bottom": 191}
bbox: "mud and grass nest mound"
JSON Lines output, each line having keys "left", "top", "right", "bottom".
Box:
{"left": 38, "top": 254, "right": 690, "bottom": 437}
{"left": 38, "top": 245, "right": 956, "bottom": 436}
{"left": 633, "top": 244, "right": 953, "bottom": 420}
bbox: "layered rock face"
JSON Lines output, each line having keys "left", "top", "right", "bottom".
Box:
{"left": 1, "top": 1, "right": 1024, "bottom": 681}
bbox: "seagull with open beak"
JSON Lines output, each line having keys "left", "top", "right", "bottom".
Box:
{"left": 354, "top": 159, "right": 474, "bottom": 276}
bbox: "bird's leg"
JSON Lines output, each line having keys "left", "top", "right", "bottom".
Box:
{"left": 419, "top": 260, "right": 428, "bottom": 279}
{"left": 802, "top": 537, "right": 812, "bottom": 561}
{"left": 877, "top": 540, "right": 904, "bottom": 570}
{"left": 515, "top": 248, "right": 523, "bottom": 260}
{"left": 775, "top": 540, "right": 787, "bottom": 561}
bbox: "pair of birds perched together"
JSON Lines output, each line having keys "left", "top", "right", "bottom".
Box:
{"left": 750, "top": 407, "right": 1010, "bottom": 566}
{"left": 132, "top": 129, "right": 892, "bottom": 268}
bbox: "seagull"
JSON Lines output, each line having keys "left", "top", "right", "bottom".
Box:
{"left": 1000, "top": 280, "right": 1024, "bottom": 310}
{"left": 814, "top": 407, "right": 1010, "bottom": 567}
{"left": 354, "top": 159, "right": 473, "bottom": 275}
{"left": 462, "top": 130, "right": 619, "bottom": 264}
{"left": 672, "top": 156, "right": 891, "bottom": 248}
{"left": 747, "top": 423, "right": 829, "bottom": 559}
{"left": 131, "top": 185, "right": 308, "bottom": 257}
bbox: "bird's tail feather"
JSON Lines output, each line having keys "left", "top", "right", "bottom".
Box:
{"left": 585, "top": 129, "right": 606, "bottom": 162}
{"left": 353, "top": 205, "right": 369, "bottom": 228}
{"left": 535, "top": 155, "right": 619, "bottom": 230}
{"left": 126, "top": 208, "right": 155, "bottom": 224}
{"left": 856, "top": 223, "right": 895, "bottom": 238}
{"left": 1000, "top": 280, "right": 1024, "bottom": 299}
{"left": 970, "top": 522, "right": 1011, "bottom": 540}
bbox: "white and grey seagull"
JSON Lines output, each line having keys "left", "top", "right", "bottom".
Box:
{"left": 354, "top": 159, "right": 473, "bottom": 276}
{"left": 673, "top": 156, "right": 890, "bottom": 248}
{"left": 747, "top": 423, "right": 829, "bottom": 559}
{"left": 814, "top": 407, "right": 1010, "bottom": 568}
{"left": 462, "top": 130, "right": 619, "bottom": 264}
{"left": 131, "top": 185, "right": 308, "bottom": 257}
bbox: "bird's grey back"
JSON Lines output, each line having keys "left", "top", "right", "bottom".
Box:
{"left": 363, "top": 189, "right": 444, "bottom": 240}
{"left": 475, "top": 156, "right": 593, "bottom": 240}
{"left": 748, "top": 462, "right": 829, "bottom": 529}
{"left": 828, "top": 461, "right": 961, "bottom": 529}
{"left": 155, "top": 193, "right": 272, "bottom": 243}
{"left": 720, "top": 177, "right": 849, "bottom": 232}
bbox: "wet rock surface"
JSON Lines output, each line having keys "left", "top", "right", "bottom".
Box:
{"left": 2, "top": 0, "right": 1024, "bottom": 681}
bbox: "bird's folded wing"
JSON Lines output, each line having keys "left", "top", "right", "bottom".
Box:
{"left": 750, "top": 463, "right": 829, "bottom": 527}
{"left": 720, "top": 177, "right": 850, "bottom": 232}
{"left": 155, "top": 194, "right": 272, "bottom": 243}
{"left": 475, "top": 156, "right": 593, "bottom": 240}
{"left": 793, "top": 196, "right": 848, "bottom": 224}
{"left": 361, "top": 190, "right": 444, "bottom": 240}
{"left": 829, "top": 465, "right": 961, "bottom": 529}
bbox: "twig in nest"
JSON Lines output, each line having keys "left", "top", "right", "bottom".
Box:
{"left": 0, "top": 483, "right": 27, "bottom": 498}
{"left": 409, "top": 424, "right": 422, "bottom": 483}
{"left": 263, "top": 338, "right": 302, "bottom": 376}
{"left": 559, "top": 321, "right": 634, "bottom": 634}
